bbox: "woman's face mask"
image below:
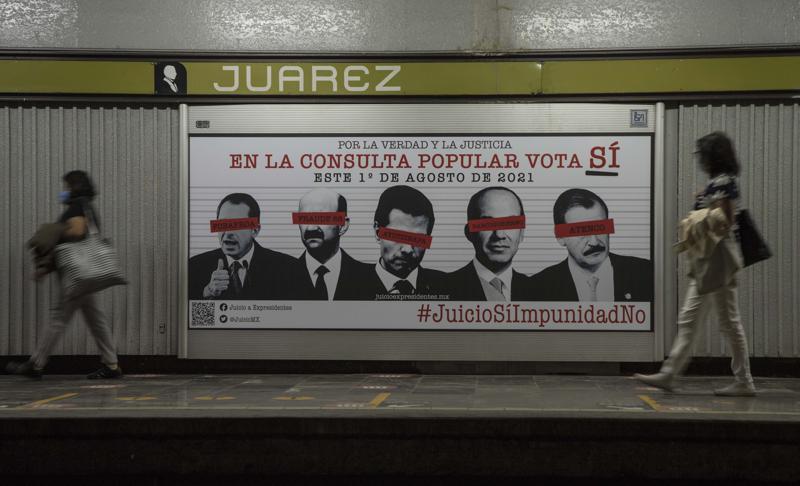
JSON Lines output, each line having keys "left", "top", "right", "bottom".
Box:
{"left": 58, "top": 190, "right": 71, "bottom": 203}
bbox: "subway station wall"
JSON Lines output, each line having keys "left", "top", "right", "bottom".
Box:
{"left": 0, "top": 103, "right": 798, "bottom": 358}
{"left": 0, "top": 105, "right": 180, "bottom": 356}
{"left": 673, "top": 104, "right": 800, "bottom": 359}
{"left": 1, "top": 0, "right": 800, "bottom": 53}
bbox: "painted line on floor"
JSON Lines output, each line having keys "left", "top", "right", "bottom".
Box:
{"left": 638, "top": 395, "right": 662, "bottom": 411}
{"left": 369, "top": 392, "right": 391, "bottom": 408}
{"left": 20, "top": 392, "right": 79, "bottom": 409}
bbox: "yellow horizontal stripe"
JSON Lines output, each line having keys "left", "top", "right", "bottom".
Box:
{"left": 0, "top": 60, "right": 152, "bottom": 94}
{"left": 0, "top": 57, "right": 798, "bottom": 95}
{"left": 542, "top": 56, "right": 800, "bottom": 94}
{"left": 183, "top": 61, "right": 541, "bottom": 95}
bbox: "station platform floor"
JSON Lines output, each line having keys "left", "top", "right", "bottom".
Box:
{"left": 2, "top": 373, "right": 800, "bottom": 418}
{"left": 2, "top": 373, "right": 800, "bottom": 483}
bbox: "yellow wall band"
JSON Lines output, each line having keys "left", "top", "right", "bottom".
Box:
{"left": 0, "top": 60, "right": 152, "bottom": 94}
{"left": 1, "top": 57, "right": 798, "bottom": 96}
{"left": 183, "top": 61, "right": 542, "bottom": 95}
{"left": 543, "top": 57, "right": 800, "bottom": 94}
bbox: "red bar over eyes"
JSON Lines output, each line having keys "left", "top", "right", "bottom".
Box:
{"left": 554, "top": 218, "right": 615, "bottom": 238}
{"left": 210, "top": 217, "right": 260, "bottom": 233}
{"left": 468, "top": 215, "right": 526, "bottom": 233}
{"left": 377, "top": 227, "right": 432, "bottom": 249}
{"left": 292, "top": 212, "right": 347, "bottom": 225}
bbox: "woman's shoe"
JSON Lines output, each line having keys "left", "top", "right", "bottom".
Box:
{"left": 713, "top": 381, "right": 756, "bottom": 397}
{"left": 5, "top": 361, "right": 43, "bottom": 380}
{"left": 634, "top": 372, "right": 675, "bottom": 392}
{"left": 86, "top": 364, "right": 123, "bottom": 379}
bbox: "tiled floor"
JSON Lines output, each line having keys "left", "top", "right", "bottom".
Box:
{"left": 2, "top": 373, "right": 800, "bottom": 420}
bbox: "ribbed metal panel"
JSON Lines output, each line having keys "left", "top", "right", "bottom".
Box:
{"left": 182, "top": 103, "right": 662, "bottom": 361}
{"left": 0, "top": 105, "right": 179, "bottom": 356}
{"left": 188, "top": 103, "right": 655, "bottom": 134}
{"left": 675, "top": 103, "right": 800, "bottom": 358}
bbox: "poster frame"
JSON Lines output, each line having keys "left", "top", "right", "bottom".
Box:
{"left": 178, "top": 102, "right": 666, "bottom": 361}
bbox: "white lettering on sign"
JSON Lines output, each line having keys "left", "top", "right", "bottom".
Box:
{"left": 210, "top": 65, "right": 402, "bottom": 93}
{"left": 312, "top": 65, "right": 338, "bottom": 92}
{"left": 245, "top": 65, "right": 271, "bottom": 92}
{"left": 278, "top": 66, "right": 304, "bottom": 92}
{"left": 343, "top": 65, "right": 369, "bottom": 92}
{"left": 213, "top": 66, "right": 240, "bottom": 92}
{"left": 375, "top": 65, "right": 401, "bottom": 92}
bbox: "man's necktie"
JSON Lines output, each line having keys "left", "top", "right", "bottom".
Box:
{"left": 314, "top": 265, "right": 330, "bottom": 300}
{"left": 391, "top": 279, "right": 414, "bottom": 295}
{"left": 588, "top": 275, "right": 600, "bottom": 301}
{"left": 489, "top": 277, "right": 506, "bottom": 300}
{"left": 230, "top": 261, "right": 244, "bottom": 296}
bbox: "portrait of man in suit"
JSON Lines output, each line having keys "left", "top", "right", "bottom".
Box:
{"left": 188, "top": 192, "right": 310, "bottom": 300}
{"left": 360, "top": 185, "right": 447, "bottom": 299}
{"left": 295, "top": 188, "right": 372, "bottom": 300}
{"left": 447, "top": 187, "right": 532, "bottom": 301}
{"left": 529, "top": 188, "right": 653, "bottom": 302}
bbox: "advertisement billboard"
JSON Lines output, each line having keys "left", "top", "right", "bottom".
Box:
{"left": 188, "top": 133, "right": 653, "bottom": 331}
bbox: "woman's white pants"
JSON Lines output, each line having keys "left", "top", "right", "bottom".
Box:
{"left": 661, "top": 279, "right": 753, "bottom": 384}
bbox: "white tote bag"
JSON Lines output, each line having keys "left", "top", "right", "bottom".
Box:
{"left": 54, "top": 204, "right": 126, "bottom": 300}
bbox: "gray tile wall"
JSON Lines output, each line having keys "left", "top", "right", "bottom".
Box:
{"left": 1, "top": 0, "right": 799, "bottom": 52}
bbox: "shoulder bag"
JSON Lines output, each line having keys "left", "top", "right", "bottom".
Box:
{"left": 735, "top": 209, "right": 772, "bottom": 267}
{"left": 54, "top": 203, "right": 127, "bottom": 300}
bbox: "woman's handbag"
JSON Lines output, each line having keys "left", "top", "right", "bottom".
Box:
{"left": 54, "top": 204, "right": 126, "bottom": 300}
{"left": 735, "top": 209, "right": 772, "bottom": 267}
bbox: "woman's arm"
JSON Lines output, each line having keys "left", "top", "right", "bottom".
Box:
{"left": 718, "top": 198, "right": 734, "bottom": 225}
{"left": 710, "top": 198, "right": 735, "bottom": 225}
{"left": 62, "top": 216, "right": 88, "bottom": 241}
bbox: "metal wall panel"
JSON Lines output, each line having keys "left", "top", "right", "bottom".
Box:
{"left": 673, "top": 103, "right": 800, "bottom": 358}
{"left": 188, "top": 331, "right": 656, "bottom": 361}
{"left": 0, "top": 105, "right": 180, "bottom": 356}
{"left": 188, "top": 103, "right": 655, "bottom": 134}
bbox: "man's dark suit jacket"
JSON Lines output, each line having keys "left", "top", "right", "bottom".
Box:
{"left": 297, "top": 249, "right": 377, "bottom": 301}
{"left": 188, "top": 242, "right": 311, "bottom": 300}
{"left": 333, "top": 261, "right": 449, "bottom": 300}
{"left": 445, "top": 261, "right": 533, "bottom": 301}
{"left": 528, "top": 253, "right": 653, "bottom": 302}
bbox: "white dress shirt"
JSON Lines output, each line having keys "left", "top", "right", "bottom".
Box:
{"left": 473, "top": 258, "right": 514, "bottom": 301}
{"left": 375, "top": 261, "right": 419, "bottom": 293}
{"left": 304, "top": 250, "right": 342, "bottom": 300}
{"left": 567, "top": 256, "right": 614, "bottom": 301}
{"left": 224, "top": 244, "right": 256, "bottom": 286}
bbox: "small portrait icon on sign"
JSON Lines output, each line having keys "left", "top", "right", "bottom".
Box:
{"left": 155, "top": 62, "right": 187, "bottom": 95}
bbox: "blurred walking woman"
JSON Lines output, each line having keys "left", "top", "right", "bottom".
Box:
{"left": 6, "top": 170, "right": 123, "bottom": 380}
{"left": 636, "top": 132, "right": 755, "bottom": 396}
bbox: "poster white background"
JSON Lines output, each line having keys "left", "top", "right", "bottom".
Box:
{"left": 189, "top": 134, "right": 652, "bottom": 330}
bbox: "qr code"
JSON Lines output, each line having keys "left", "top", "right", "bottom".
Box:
{"left": 191, "top": 302, "right": 216, "bottom": 327}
